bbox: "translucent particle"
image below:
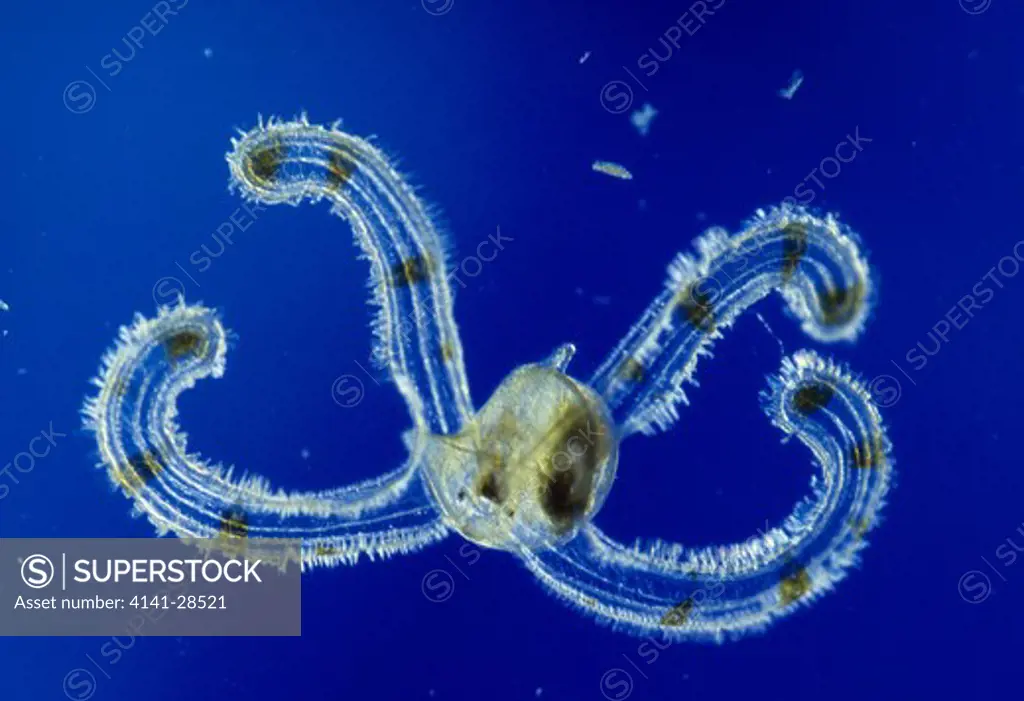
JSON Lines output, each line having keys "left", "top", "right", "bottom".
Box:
{"left": 203, "top": 47, "right": 213, "bottom": 58}
{"left": 778, "top": 69, "right": 804, "bottom": 99}
{"left": 0, "top": 299, "right": 8, "bottom": 311}
{"left": 592, "top": 160, "right": 633, "bottom": 180}
{"left": 630, "top": 102, "right": 658, "bottom": 136}
{"left": 578, "top": 51, "right": 591, "bottom": 64}
{"left": 84, "top": 114, "right": 891, "bottom": 642}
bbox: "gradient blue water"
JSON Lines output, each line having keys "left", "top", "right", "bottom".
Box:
{"left": 3, "top": 0, "right": 1022, "bottom": 698}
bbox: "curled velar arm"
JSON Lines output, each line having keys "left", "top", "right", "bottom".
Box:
{"left": 82, "top": 115, "right": 480, "bottom": 569}
{"left": 589, "top": 205, "right": 872, "bottom": 437}
{"left": 520, "top": 350, "right": 892, "bottom": 640}
{"left": 226, "top": 114, "right": 474, "bottom": 436}
{"left": 82, "top": 304, "right": 449, "bottom": 568}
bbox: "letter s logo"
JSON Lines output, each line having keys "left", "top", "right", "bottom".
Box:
{"left": 21, "top": 554, "right": 55, "bottom": 589}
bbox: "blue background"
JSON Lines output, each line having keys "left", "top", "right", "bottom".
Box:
{"left": 3, "top": 0, "right": 1023, "bottom": 698}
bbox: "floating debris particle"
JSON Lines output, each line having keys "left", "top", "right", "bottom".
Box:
{"left": 778, "top": 69, "right": 804, "bottom": 100}
{"left": 16, "top": 368, "right": 27, "bottom": 375}
{"left": 575, "top": 286, "right": 612, "bottom": 306}
{"left": 578, "top": 51, "right": 591, "bottom": 64}
{"left": 300, "top": 447, "right": 311, "bottom": 460}
{"left": 630, "top": 102, "right": 658, "bottom": 136}
{"left": 592, "top": 160, "right": 633, "bottom": 180}
{"left": 0, "top": 299, "right": 8, "bottom": 311}
{"left": 203, "top": 47, "right": 213, "bottom": 59}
